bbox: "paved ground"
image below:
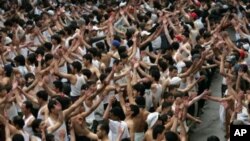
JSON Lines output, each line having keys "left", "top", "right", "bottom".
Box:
{"left": 189, "top": 72, "right": 226, "bottom": 141}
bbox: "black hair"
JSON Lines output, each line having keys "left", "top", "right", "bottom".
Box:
{"left": 81, "top": 83, "right": 90, "bottom": 90}
{"left": 118, "top": 46, "right": 127, "bottom": 55}
{"left": 99, "top": 121, "right": 110, "bottom": 134}
{"left": 32, "top": 119, "right": 42, "bottom": 133}
{"left": 130, "top": 104, "right": 140, "bottom": 117}
{"left": 153, "top": 125, "right": 165, "bottom": 139}
{"left": 135, "top": 96, "right": 146, "bottom": 108}
{"left": 110, "top": 107, "right": 125, "bottom": 120}
{"left": 163, "top": 54, "right": 175, "bottom": 66}
{"left": 113, "top": 59, "right": 121, "bottom": 65}
{"left": 23, "top": 101, "right": 33, "bottom": 111}
{"left": 4, "top": 64, "right": 13, "bottom": 77}
{"left": 35, "top": 47, "right": 45, "bottom": 56}
{"left": 36, "top": 90, "right": 48, "bottom": 101}
{"left": 51, "top": 34, "right": 62, "bottom": 44}
{"left": 72, "top": 61, "right": 82, "bottom": 72}
{"left": 169, "top": 66, "right": 177, "bottom": 72}
{"left": 158, "top": 59, "right": 168, "bottom": 72}
{"left": 96, "top": 42, "right": 105, "bottom": 51}
{"left": 165, "top": 131, "right": 179, "bottom": 141}
{"left": 207, "top": 135, "right": 220, "bottom": 141}
{"left": 162, "top": 101, "right": 172, "bottom": 109}
{"left": 82, "top": 69, "right": 92, "bottom": 79}
{"left": 13, "top": 116, "right": 25, "bottom": 129}
{"left": 150, "top": 69, "right": 161, "bottom": 81}
{"left": 43, "top": 42, "right": 52, "bottom": 51}
{"left": 171, "top": 42, "right": 180, "bottom": 50}
{"left": 132, "top": 83, "right": 145, "bottom": 96}
{"left": 83, "top": 54, "right": 93, "bottom": 63}
{"left": 12, "top": 134, "right": 25, "bottom": 141}
{"left": 27, "top": 53, "right": 37, "bottom": 64}
{"left": 99, "top": 73, "right": 107, "bottom": 83}
{"left": 64, "top": 26, "right": 74, "bottom": 35}
{"left": 24, "top": 73, "right": 35, "bottom": 82}
{"left": 162, "top": 92, "right": 173, "bottom": 99}
{"left": 47, "top": 99, "right": 57, "bottom": 113}
{"left": 46, "top": 134, "right": 55, "bottom": 141}
{"left": 54, "top": 96, "right": 71, "bottom": 110}
{"left": 14, "top": 55, "right": 26, "bottom": 66}
{"left": 120, "top": 53, "right": 129, "bottom": 59}
{"left": 44, "top": 54, "right": 54, "bottom": 63}
{"left": 53, "top": 80, "right": 63, "bottom": 92}
{"left": 87, "top": 48, "right": 98, "bottom": 56}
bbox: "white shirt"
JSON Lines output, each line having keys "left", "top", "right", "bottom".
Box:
{"left": 108, "top": 120, "right": 130, "bottom": 141}
{"left": 70, "top": 74, "right": 86, "bottom": 97}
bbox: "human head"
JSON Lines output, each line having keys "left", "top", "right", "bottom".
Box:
{"left": 162, "top": 92, "right": 174, "bottom": 103}
{"left": 111, "top": 40, "right": 120, "bottom": 50}
{"left": 132, "top": 83, "right": 145, "bottom": 97}
{"left": 44, "top": 53, "right": 54, "bottom": 66}
{"left": 96, "top": 121, "right": 109, "bottom": 139}
{"left": 21, "top": 101, "right": 33, "bottom": 114}
{"left": 165, "top": 131, "right": 180, "bottom": 141}
{"left": 71, "top": 61, "right": 82, "bottom": 73}
{"left": 31, "top": 119, "right": 42, "bottom": 134}
{"left": 53, "top": 80, "right": 63, "bottom": 93}
{"left": 153, "top": 125, "right": 165, "bottom": 141}
{"left": 109, "top": 107, "right": 125, "bottom": 121}
{"left": 12, "top": 134, "right": 24, "bottom": 141}
{"left": 83, "top": 54, "right": 92, "bottom": 66}
{"left": 161, "top": 101, "right": 172, "bottom": 114}
{"left": 36, "top": 90, "right": 48, "bottom": 105}
{"left": 169, "top": 66, "right": 178, "bottom": 77}
{"left": 0, "top": 83, "right": 7, "bottom": 98}
{"left": 14, "top": 55, "right": 26, "bottom": 66}
{"left": 207, "top": 135, "right": 220, "bottom": 141}
{"left": 13, "top": 116, "right": 25, "bottom": 129}
{"left": 127, "top": 104, "right": 139, "bottom": 117}
{"left": 135, "top": 96, "right": 146, "bottom": 108}
{"left": 113, "top": 59, "right": 123, "bottom": 71}
{"left": 47, "top": 99, "right": 61, "bottom": 114}
{"left": 150, "top": 69, "right": 161, "bottom": 82}
{"left": 24, "top": 73, "right": 35, "bottom": 87}
{"left": 51, "top": 34, "right": 61, "bottom": 45}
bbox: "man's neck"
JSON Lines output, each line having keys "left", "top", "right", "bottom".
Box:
{"left": 24, "top": 112, "right": 32, "bottom": 118}
{"left": 101, "top": 136, "right": 109, "bottom": 141}
{"left": 50, "top": 112, "right": 58, "bottom": 120}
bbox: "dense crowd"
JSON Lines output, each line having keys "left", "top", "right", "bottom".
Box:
{"left": 0, "top": 0, "right": 249, "bottom": 141}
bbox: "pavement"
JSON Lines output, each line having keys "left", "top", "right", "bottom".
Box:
{"left": 189, "top": 72, "right": 226, "bottom": 141}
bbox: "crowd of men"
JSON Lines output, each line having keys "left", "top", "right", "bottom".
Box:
{"left": 0, "top": 0, "right": 249, "bottom": 141}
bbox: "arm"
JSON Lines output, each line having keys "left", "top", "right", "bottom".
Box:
{"left": 103, "top": 97, "right": 114, "bottom": 120}
{"left": 79, "top": 95, "right": 104, "bottom": 118}
{"left": 63, "top": 94, "right": 87, "bottom": 119}
{"left": 179, "top": 120, "right": 188, "bottom": 141}
{"left": 187, "top": 90, "right": 208, "bottom": 107}
{"left": 54, "top": 60, "right": 75, "bottom": 83}
{"left": 18, "top": 88, "right": 38, "bottom": 105}
{"left": 47, "top": 106, "right": 64, "bottom": 134}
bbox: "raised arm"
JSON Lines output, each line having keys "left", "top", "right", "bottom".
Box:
{"left": 47, "top": 102, "right": 64, "bottom": 134}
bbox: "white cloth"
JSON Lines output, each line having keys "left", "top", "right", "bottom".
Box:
{"left": 70, "top": 74, "right": 86, "bottom": 97}
{"left": 47, "top": 117, "right": 68, "bottom": 141}
{"left": 108, "top": 120, "right": 130, "bottom": 141}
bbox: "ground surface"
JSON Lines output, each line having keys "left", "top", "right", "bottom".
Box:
{"left": 189, "top": 73, "right": 226, "bottom": 141}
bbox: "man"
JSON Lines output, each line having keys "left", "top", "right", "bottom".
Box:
{"left": 103, "top": 96, "right": 130, "bottom": 141}
{"left": 96, "top": 121, "right": 110, "bottom": 141}
{"left": 152, "top": 125, "right": 165, "bottom": 141}
{"left": 82, "top": 53, "right": 101, "bottom": 81}
{"left": 20, "top": 101, "right": 35, "bottom": 135}
{"left": 54, "top": 60, "right": 86, "bottom": 101}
